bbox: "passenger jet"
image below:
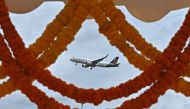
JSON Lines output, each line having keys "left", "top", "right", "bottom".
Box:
{"left": 70, "top": 55, "right": 120, "bottom": 69}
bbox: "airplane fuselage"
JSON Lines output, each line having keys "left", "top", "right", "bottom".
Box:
{"left": 70, "top": 57, "right": 119, "bottom": 68}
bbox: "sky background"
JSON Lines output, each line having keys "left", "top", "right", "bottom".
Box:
{"left": 0, "top": 1, "right": 190, "bottom": 109}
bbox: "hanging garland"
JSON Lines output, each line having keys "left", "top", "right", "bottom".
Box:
{"left": 29, "top": 0, "right": 81, "bottom": 58}
{"left": 117, "top": 42, "right": 190, "bottom": 109}
{"left": 171, "top": 78, "right": 190, "bottom": 97}
{"left": 0, "top": 33, "right": 70, "bottom": 108}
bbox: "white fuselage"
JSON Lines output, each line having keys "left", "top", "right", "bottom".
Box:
{"left": 70, "top": 57, "right": 115, "bottom": 67}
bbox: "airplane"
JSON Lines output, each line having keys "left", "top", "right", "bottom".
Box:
{"left": 70, "top": 55, "right": 120, "bottom": 69}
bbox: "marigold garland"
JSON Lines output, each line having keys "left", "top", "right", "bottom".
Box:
{"left": 100, "top": 0, "right": 161, "bottom": 60}
{"left": 84, "top": 0, "right": 151, "bottom": 70}
{"left": 0, "top": 66, "right": 7, "bottom": 79}
{"left": 117, "top": 42, "right": 190, "bottom": 109}
{"left": 0, "top": 33, "right": 70, "bottom": 109}
{"left": 0, "top": 80, "right": 15, "bottom": 98}
{"left": 0, "top": 0, "right": 189, "bottom": 108}
{"left": 28, "top": 0, "right": 81, "bottom": 58}
{"left": 38, "top": 5, "right": 88, "bottom": 68}
{"left": 171, "top": 78, "right": 190, "bottom": 96}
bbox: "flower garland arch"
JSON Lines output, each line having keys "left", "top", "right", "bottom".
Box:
{"left": 0, "top": 0, "right": 190, "bottom": 108}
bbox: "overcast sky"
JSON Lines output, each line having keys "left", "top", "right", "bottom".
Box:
{"left": 0, "top": 2, "right": 190, "bottom": 109}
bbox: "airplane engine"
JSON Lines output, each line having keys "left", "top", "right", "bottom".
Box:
{"left": 82, "top": 64, "right": 89, "bottom": 68}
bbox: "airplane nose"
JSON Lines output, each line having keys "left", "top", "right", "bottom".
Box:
{"left": 70, "top": 57, "right": 75, "bottom": 62}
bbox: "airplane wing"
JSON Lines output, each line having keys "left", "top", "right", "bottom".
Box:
{"left": 91, "top": 54, "right": 108, "bottom": 67}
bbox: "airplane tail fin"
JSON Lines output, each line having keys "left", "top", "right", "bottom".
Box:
{"left": 110, "top": 57, "right": 119, "bottom": 65}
